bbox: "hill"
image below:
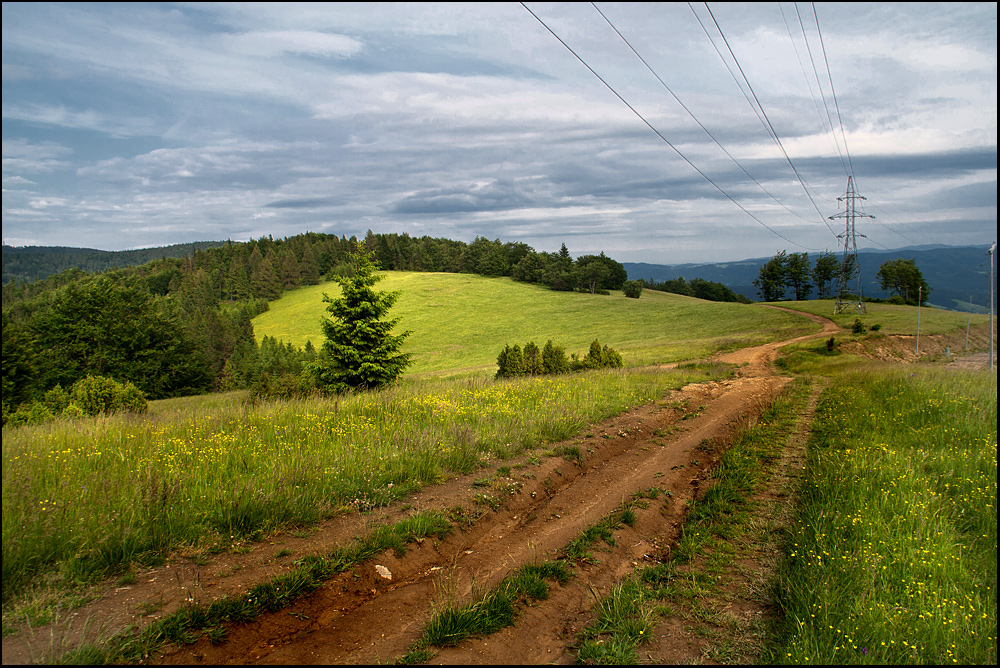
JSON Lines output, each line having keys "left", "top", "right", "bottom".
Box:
{"left": 1, "top": 242, "right": 227, "bottom": 284}
{"left": 252, "top": 272, "right": 819, "bottom": 377}
{"left": 624, "top": 244, "right": 995, "bottom": 313}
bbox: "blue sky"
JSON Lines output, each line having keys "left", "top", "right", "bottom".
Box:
{"left": 2, "top": 2, "right": 996, "bottom": 263}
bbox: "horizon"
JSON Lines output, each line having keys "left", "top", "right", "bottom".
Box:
{"left": 3, "top": 3, "right": 996, "bottom": 264}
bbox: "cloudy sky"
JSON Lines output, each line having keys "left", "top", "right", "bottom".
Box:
{"left": 2, "top": 2, "right": 996, "bottom": 264}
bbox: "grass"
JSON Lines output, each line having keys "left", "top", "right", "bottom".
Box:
{"left": 253, "top": 272, "right": 817, "bottom": 376}
{"left": 772, "top": 298, "right": 991, "bottom": 337}
{"left": 2, "top": 363, "right": 729, "bottom": 610}
{"left": 765, "top": 365, "right": 996, "bottom": 665}
{"left": 397, "top": 560, "right": 573, "bottom": 663}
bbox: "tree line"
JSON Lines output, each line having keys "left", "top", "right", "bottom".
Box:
{"left": 640, "top": 276, "right": 752, "bottom": 303}
{"left": 2, "top": 231, "right": 632, "bottom": 422}
{"left": 752, "top": 250, "right": 930, "bottom": 306}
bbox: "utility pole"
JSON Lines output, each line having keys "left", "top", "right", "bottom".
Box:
{"left": 990, "top": 242, "right": 996, "bottom": 370}
{"left": 829, "top": 176, "right": 873, "bottom": 315}
{"left": 966, "top": 296, "right": 971, "bottom": 351}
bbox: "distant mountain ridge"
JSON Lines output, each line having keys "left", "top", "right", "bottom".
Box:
{"left": 624, "top": 245, "right": 996, "bottom": 313}
{"left": 2, "top": 242, "right": 227, "bottom": 284}
{"left": 3, "top": 241, "right": 993, "bottom": 313}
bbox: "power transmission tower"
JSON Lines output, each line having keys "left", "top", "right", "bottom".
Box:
{"left": 828, "top": 176, "right": 873, "bottom": 314}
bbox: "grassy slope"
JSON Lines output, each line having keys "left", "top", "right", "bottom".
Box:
{"left": 771, "top": 298, "right": 991, "bottom": 336}
{"left": 253, "top": 272, "right": 816, "bottom": 376}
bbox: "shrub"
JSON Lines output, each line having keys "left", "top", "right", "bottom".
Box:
{"left": 851, "top": 318, "right": 866, "bottom": 334}
{"left": 495, "top": 344, "right": 525, "bottom": 379}
{"left": 542, "top": 340, "right": 570, "bottom": 375}
{"left": 249, "top": 370, "right": 317, "bottom": 401}
{"left": 622, "top": 280, "right": 644, "bottom": 299}
{"left": 69, "top": 375, "right": 148, "bottom": 416}
{"left": 6, "top": 400, "right": 55, "bottom": 427}
{"left": 43, "top": 385, "right": 71, "bottom": 414}
{"left": 577, "top": 339, "right": 623, "bottom": 370}
{"left": 523, "top": 342, "right": 544, "bottom": 376}
{"left": 497, "top": 339, "right": 623, "bottom": 378}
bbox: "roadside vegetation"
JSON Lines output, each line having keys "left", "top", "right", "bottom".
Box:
{"left": 1, "top": 363, "right": 725, "bottom": 613}
{"left": 765, "top": 364, "right": 996, "bottom": 665}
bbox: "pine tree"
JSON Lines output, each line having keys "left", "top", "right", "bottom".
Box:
{"left": 310, "top": 246, "right": 412, "bottom": 392}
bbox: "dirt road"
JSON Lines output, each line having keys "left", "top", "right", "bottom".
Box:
{"left": 3, "top": 309, "right": 838, "bottom": 665}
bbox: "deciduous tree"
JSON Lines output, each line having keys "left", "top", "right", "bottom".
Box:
{"left": 753, "top": 251, "right": 788, "bottom": 302}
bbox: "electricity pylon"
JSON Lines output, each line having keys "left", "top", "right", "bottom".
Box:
{"left": 829, "top": 176, "right": 873, "bottom": 314}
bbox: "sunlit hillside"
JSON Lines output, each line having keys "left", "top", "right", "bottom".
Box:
{"left": 252, "top": 272, "right": 817, "bottom": 376}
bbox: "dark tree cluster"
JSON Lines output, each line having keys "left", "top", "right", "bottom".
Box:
{"left": 496, "top": 339, "right": 622, "bottom": 379}
{"left": 641, "top": 276, "right": 751, "bottom": 303}
{"left": 753, "top": 250, "right": 843, "bottom": 302}
{"left": 876, "top": 258, "right": 931, "bottom": 306}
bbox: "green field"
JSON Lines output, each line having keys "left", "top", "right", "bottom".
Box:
{"left": 4, "top": 273, "right": 995, "bottom": 665}
{"left": 772, "top": 298, "right": 990, "bottom": 336}
{"left": 253, "top": 272, "right": 817, "bottom": 376}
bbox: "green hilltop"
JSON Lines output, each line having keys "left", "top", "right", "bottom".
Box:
{"left": 252, "top": 271, "right": 818, "bottom": 377}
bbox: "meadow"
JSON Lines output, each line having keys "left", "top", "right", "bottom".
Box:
{"left": 1, "top": 361, "right": 732, "bottom": 608}
{"left": 765, "top": 363, "right": 996, "bottom": 664}
{"left": 3, "top": 272, "right": 995, "bottom": 666}
{"left": 772, "top": 298, "right": 990, "bottom": 337}
{"left": 252, "top": 272, "right": 816, "bottom": 375}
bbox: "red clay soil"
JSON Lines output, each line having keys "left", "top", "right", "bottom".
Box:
{"left": 4, "top": 309, "right": 840, "bottom": 666}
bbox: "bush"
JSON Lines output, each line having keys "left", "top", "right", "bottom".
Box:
{"left": 522, "top": 342, "right": 544, "bottom": 376}
{"left": 497, "top": 339, "right": 622, "bottom": 378}
{"left": 622, "top": 280, "right": 644, "bottom": 299}
{"left": 43, "top": 385, "right": 71, "bottom": 414}
{"left": 249, "top": 370, "right": 317, "bottom": 401}
{"left": 70, "top": 375, "right": 148, "bottom": 416}
{"left": 851, "top": 318, "right": 866, "bottom": 334}
{"left": 542, "top": 340, "right": 570, "bottom": 375}
{"left": 495, "top": 344, "right": 524, "bottom": 379}
{"left": 6, "top": 400, "right": 55, "bottom": 427}
{"left": 577, "top": 339, "right": 624, "bottom": 370}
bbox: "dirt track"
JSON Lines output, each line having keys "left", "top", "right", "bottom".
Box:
{"left": 3, "top": 309, "right": 839, "bottom": 665}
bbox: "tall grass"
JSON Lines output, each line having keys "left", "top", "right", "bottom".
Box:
{"left": 768, "top": 366, "right": 996, "bottom": 664}
{"left": 2, "top": 365, "right": 720, "bottom": 604}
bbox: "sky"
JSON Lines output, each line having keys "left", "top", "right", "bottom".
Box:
{"left": 2, "top": 2, "right": 996, "bottom": 264}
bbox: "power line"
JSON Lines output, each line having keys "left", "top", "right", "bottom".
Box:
{"left": 520, "top": 2, "right": 817, "bottom": 251}
{"left": 591, "top": 1, "right": 820, "bottom": 226}
{"left": 788, "top": 2, "right": 850, "bottom": 178}
{"left": 811, "top": 2, "right": 857, "bottom": 180}
{"left": 694, "top": 2, "right": 839, "bottom": 239}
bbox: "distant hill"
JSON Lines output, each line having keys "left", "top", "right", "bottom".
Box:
{"left": 625, "top": 245, "right": 996, "bottom": 313}
{"left": 1, "top": 242, "right": 227, "bottom": 284}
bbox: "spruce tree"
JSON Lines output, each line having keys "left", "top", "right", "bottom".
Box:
{"left": 311, "top": 246, "right": 412, "bottom": 392}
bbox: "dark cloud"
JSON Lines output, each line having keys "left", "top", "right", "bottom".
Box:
{"left": 263, "top": 196, "right": 343, "bottom": 209}
{"left": 391, "top": 180, "right": 535, "bottom": 215}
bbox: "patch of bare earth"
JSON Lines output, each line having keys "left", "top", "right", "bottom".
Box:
{"left": 2, "top": 311, "right": 839, "bottom": 666}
